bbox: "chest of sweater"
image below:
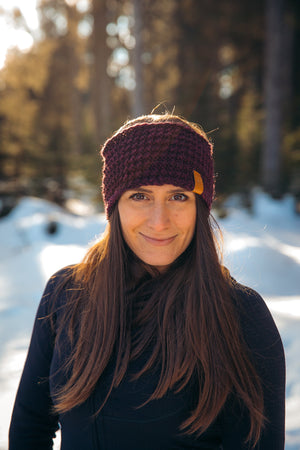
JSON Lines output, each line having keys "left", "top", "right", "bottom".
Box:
{"left": 50, "top": 343, "right": 222, "bottom": 450}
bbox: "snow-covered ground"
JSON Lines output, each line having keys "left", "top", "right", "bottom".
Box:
{"left": 0, "top": 191, "right": 299, "bottom": 449}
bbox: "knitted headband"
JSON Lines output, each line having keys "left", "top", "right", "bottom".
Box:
{"left": 101, "top": 120, "right": 214, "bottom": 218}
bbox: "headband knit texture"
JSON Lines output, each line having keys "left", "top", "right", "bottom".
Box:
{"left": 101, "top": 121, "right": 214, "bottom": 217}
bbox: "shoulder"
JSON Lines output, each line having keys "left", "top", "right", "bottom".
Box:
{"left": 220, "top": 278, "right": 285, "bottom": 447}
{"left": 38, "top": 265, "right": 76, "bottom": 317}
{"left": 44, "top": 264, "right": 75, "bottom": 291}
{"left": 230, "top": 277, "right": 273, "bottom": 321}
{"left": 229, "top": 277, "right": 285, "bottom": 364}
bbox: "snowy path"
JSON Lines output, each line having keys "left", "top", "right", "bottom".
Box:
{"left": 0, "top": 193, "right": 299, "bottom": 449}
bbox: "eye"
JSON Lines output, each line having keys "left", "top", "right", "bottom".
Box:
{"left": 129, "top": 192, "right": 149, "bottom": 201}
{"left": 170, "top": 193, "right": 188, "bottom": 201}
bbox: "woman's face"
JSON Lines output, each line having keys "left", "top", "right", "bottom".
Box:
{"left": 118, "top": 185, "right": 196, "bottom": 272}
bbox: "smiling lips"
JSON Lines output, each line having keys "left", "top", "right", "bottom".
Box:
{"left": 140, "top": 233, "right": 177, "bottom": 246}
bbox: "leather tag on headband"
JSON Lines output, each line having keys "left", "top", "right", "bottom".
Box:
{"left": 193, "top": 170, "right": 204, "bottom": 195}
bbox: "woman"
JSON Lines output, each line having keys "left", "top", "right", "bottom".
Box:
{"left": 9, "top": 113, "right": 285, "bottom": 449}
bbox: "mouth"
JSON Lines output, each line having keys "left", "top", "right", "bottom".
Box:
{"left": 140, "top": 233, "right": 177, "bottom": 246}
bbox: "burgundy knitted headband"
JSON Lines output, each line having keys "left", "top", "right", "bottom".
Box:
{"left": 101, "top": 120, "right": 214, "bottom": 217}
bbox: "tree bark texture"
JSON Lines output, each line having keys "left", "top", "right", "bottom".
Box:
{"left": 91, "top": 0, "right": 111, "bottom": 143}
{"left": 132, "top": 0, "right": 145, "bottom": 117}
{"left": 262, "top": 0, "right": 284, "bottom": 194}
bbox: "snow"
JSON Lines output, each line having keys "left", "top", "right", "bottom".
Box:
{"left": 220, "top": 191, "right": 300, "bottom": 449}
{"left": 0, "top": 191, "right": 299, "bottom": 449}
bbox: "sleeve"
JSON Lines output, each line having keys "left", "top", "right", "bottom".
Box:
{"left": 9, "top": 272, "right": 65, "bottom": 450}
{"left": 220, "top": 285, "right": 286, "bottom": 450}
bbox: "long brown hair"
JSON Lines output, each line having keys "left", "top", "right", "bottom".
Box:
{"left": 49, "top": 196, "right": 265, "bottom": 446}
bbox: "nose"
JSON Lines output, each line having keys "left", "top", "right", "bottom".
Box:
{"left": 147, "top": 202, "right": 170, "bottom": 231}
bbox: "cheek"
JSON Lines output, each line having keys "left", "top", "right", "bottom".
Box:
{"left": 118, "top": 216, "right": 135, "bottom": 253}
{"left": 185, "top": 220, "right": 196, "bottom": 243}
{"left": 118, "top": 204, "right": 129, "bottom": 239}
{"left": 178, "top": 207, "right": 196, "bottom": 238}
{"left": 118, "top": 207, "right": 141, "bottom": 243}
{"left": 118, "top": 214, "right": 131, "bottom": 240}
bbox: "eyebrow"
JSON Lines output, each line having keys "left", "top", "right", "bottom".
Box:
{"left": 129, "top": 187, "right": 189, "bottom": 194}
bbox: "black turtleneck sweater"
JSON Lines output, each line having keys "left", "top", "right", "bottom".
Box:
{"left": 9, "top": 268, "right": 285, "bottom": 449}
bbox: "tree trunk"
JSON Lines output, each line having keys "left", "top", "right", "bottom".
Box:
{"left": 91, "top": 0, "right": 111, "bottom": 143}
{"left": 132, "top": 0, "right": 145, "bottom": 117}
{"left": 262, "top": 0, "right": 284, "bottom": 195}
{"left": 66, "top": 3, "right": 81, "bottom": 156}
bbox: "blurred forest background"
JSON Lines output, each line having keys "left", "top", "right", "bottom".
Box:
{"left": 0, "top": 0, "right": 299, "bottom": 214}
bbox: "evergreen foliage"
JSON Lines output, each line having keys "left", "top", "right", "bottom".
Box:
{"left": 0, "top": 0, "right": 299, "bottom": 207}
